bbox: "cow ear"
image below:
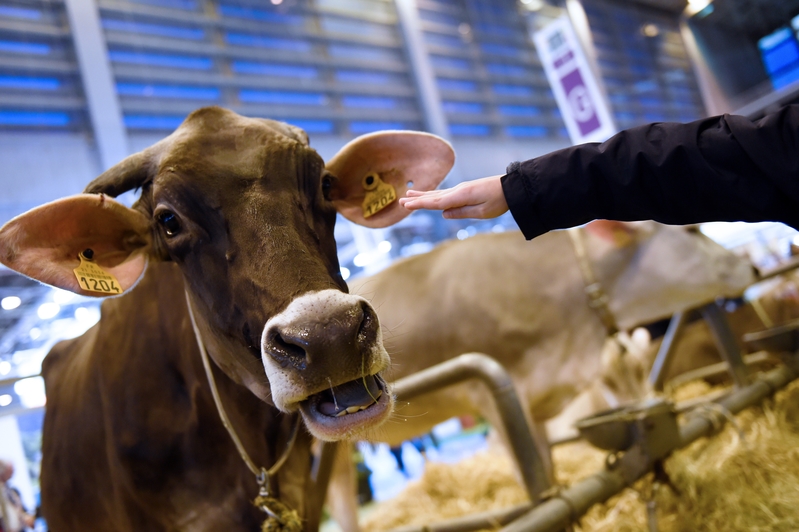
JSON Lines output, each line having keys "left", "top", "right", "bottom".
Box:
{"left": 584, "top": 220, "right": 637, "bottom": 247}
{"left": 325, "top": 131, "right": 455, "bottom": 228}
{"left": 0, "top": 194, "right": 151, "bottom": 297}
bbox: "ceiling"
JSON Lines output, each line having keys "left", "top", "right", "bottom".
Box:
{"left": 632, "top": 0, "right": 799, "bottom": 38}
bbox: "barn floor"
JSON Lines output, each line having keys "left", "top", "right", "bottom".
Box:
{"left": 345, "top": 377, "right": 799, "bottom": 532}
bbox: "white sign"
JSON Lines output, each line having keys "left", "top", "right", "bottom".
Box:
{"left": 533, "top": 16, "right": 616, "bottom": 144}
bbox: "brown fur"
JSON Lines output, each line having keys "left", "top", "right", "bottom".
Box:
{"left": 41, "top": 262, "right": 321, "bottom": 531}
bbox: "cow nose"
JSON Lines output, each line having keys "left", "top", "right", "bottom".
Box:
{"left": 263, "top": 300, "right": 379, "bottom": 371}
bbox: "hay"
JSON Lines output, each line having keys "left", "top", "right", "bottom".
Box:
{"left": 361, "top": 449, "right": 528, "bottom": 531}
{"left": 667, "top": 379, "right": 714, "bottom": 402}
{"left": 362, "top": 378, "right": 799, "bottom": 531}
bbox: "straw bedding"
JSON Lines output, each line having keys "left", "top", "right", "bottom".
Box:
{"left": 362, "top": 378, "right": 799, "bottom": 531}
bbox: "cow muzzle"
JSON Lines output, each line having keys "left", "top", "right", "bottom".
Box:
{"left": 261, "top": 289, "right": 393, "bottom": 440}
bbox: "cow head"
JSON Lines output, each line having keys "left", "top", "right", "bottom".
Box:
{"left": 583, "top": 220, "right": 755, "bottom": 331}
{"left": 0, "top": 107, "right": 455, "bottom": 441}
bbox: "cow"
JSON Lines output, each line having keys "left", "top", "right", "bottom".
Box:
{"left": 0, "top": 106, "right": 455, "bottom": 531}
{"left": 327, "top": 220, "right": 755, "bottom": 531}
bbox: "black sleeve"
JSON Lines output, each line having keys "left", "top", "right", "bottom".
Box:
{"left": 501, "top": 105, "right": 799, "bottom": 240}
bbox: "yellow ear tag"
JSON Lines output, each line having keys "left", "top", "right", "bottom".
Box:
{"left": 72, "top": 249, "right": 123, "bottom": 295}
{"left": 361, "top": 172, "right": 397, "bottom": 219}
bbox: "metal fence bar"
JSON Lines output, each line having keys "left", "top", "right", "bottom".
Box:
{"left": 647, "top": 254, "right": 799, "bottom": 394}
{"left": 392, "top": 353, "right": 551, "bottom": 503}
{"left": 700, "top": 302, "right": 750, "bottom": 388}
{"left": 308, "top": 440, "right": 338, "bottom": 532}
{"left": 0, "top": 374, "right": 41, "bottom": 389}
{"left": 498, "top": 364, "right": 797, "bottom": 532}
{"left": 647, "top": 310, "right": 688, "bottom": 391}
{"left": 666, "top": 351, "right": 774, "bottom": 392}
{"left": 387, "top": 503, "right": 533, "bottom": 532}
{"left": 755, "top": 255, "right": 799, "bottom": 281}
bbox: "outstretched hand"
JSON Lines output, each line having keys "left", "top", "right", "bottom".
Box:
{"left": 398, "top": 175, "right": 508, "bottom": 219}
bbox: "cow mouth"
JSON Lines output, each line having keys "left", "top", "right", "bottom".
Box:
{"left": 299, "top": 374, "right": 392, "bottom": 439}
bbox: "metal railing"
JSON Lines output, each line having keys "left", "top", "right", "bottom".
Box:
{"left": 500, "top": 363, "right": 797, "bottom": 532}
{"left": 393, "top": 353, "right": 552, "bottom": 504}
{"left": 376, "top": 259, "right": 799, "bottom": 532}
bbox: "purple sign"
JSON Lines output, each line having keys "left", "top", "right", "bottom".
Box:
{"left": 533, "top": 17, "right": 616, "bottom": 144}
{"left": 559, "top": 68, "right": 601, "bottom": 136}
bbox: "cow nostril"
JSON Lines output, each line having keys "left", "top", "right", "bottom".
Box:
{"left": 357, "top": 303, "right": 379, "bottom": 346}
{"left": 266, "top": 329, "right": 308, "bottom": 370}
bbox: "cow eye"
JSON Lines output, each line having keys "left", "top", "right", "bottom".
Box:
{"left": 157, "top": 211, "right": 181, "bottom": 237}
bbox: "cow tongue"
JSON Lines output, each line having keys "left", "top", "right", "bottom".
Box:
{"left": 318, "top": 375, "right": 383, "bottom": 417}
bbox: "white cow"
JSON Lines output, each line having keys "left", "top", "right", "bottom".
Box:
{"left": 328, "top": 220, "right": 755, "bottom": 530}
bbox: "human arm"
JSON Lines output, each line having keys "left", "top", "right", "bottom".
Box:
{"left": 402, "top": 105, "right": 799, "bottom": 239}
{"left": 399, "top": 175, "right": 508, "bottom": 219}
{"left": 503, "top": 105, "right": 799, "bottom": 239}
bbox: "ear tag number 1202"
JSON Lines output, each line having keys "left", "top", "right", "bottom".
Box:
{"left": 72, "top": 249, "right": 122, "bottom": 294}
{"left": 361, "top": 172, "right": 397, "bottom": 219}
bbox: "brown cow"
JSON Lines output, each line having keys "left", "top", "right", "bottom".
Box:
{"left": 0, "top": 107, "right": 454, "bottom": 531}
{"left": 328, "top": 220, "right": 755, "bottom": 531}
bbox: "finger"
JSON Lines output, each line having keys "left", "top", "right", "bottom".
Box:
{"left": 400, "top": 198, "right": 435, "bottom": 211}
{"left": 404, "top": 189, "right": 430, "bottom": 197}
{"left": 399, "top": 199, "right": 421, "bottom": 210}
{"left": 442, "top": 204, "right": 488, "bottom": 219}
{"left": 404, "top": 188, "right": 451, "bottom": 200}
{"left": 399, "top": 196, "right": 437, "bottom": 208}
{"left": 405, "top": 191, "right": 470, "bottom": 212}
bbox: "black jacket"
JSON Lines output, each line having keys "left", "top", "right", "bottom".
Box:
{"left": 501, "top": 105, "right": 799, "bottom": 240}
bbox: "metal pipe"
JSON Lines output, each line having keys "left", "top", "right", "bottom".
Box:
{"left": 387, "top": 503, "right": 532, "bottom": 532}
{"left": 666, "top": 351, "right": 773, "bottom": 391}
{"left": 646, "top": 257, "right": 799, "bottom": 393}
{"left": 700, "top": 302, "right": 749, "bottom": 388}
{"left": 392, "top": 353, "right": 551, "bottom": 502}
{"left": 0, "top": 374, "right": 42, "bottom": 389}
{"left": 307, "top": 441, "right": 337, "bottom": 532}
{"left": 499, "top": 365, "right": 797, "bottom": 532}
{"left": 756, "top": 255, "right": 799, "bottom": 281}
{"left": 550, "top": 387, "right": 735, "bottom": 447}
{"left": 648, "top": 311, "right": 688, "bottom": 391}
{"left": 549, "top": 432, "right": 582, "bottom": 447}
{"left": 500, "top": 470, "right": 627, "bottom": 532}
{"left": 679, "top": 364, "right": 795, "bottom": 445}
